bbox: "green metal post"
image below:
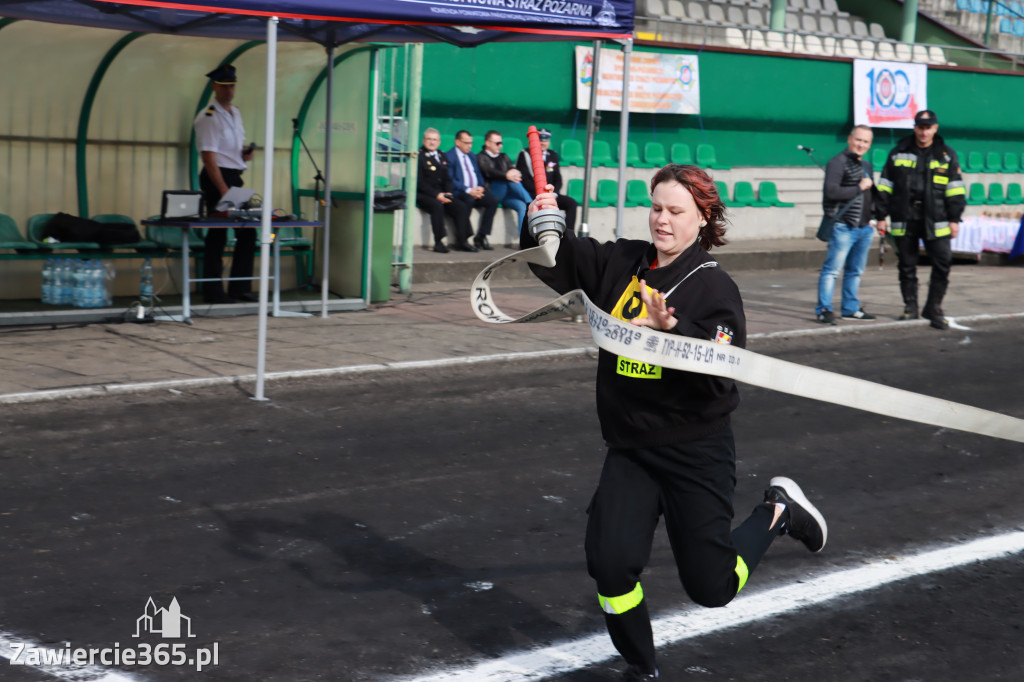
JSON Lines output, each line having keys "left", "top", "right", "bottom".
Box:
{"left": 399, "top": 43, "right": 423, "bottom": 294}
{"left": 76, "top": 32, "right": 144, "bottom": 218}
{"left": 769, "top": 0, "right": 787, "bottom": 31}
{"left": 984, "top": 0, "right": 996, "bottom": 46}
{"left": 901, "top": 0, "right": 919, "bottom": 44}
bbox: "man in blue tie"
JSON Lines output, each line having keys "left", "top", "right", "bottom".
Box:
{"left": 446, "top": 130, "right": 499, "bottom": 250}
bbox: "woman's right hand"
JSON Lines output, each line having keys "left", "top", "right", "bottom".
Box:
{"left": 528, "top": 184, "right": 558, "bottom": 215}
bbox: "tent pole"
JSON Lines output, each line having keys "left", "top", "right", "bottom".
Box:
{"left": 615, "top": 38, "right": 631, "bottom": 241}
{"left": 400, "top": 43, "right": 423, "bottom": 294}
{"left": 254, "top": 16, "right": 278, "bottom": 402}
{"left": 580, "top": 40, "right": 601, "bottom": 239}
{"left": 321, "top": 44, "right": 335, "bottom": 318}
{"left": 363, "top": 50, "right": 380, "bottom": 305}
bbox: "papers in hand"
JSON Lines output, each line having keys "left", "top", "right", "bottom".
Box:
{"left": 216, "top": 187, "right": 257, "bottom": 211}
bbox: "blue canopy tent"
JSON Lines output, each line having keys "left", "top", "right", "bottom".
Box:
{"left": 0, "top": 0, "right": 635, "bottom": 398}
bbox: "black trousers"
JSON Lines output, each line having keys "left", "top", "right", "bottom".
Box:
{"left": 199, "top": 167, "right": 256, "bottom": 297}
{"left": 557, "top": 194, "right": 578, "bottom": 233}
{"left": 416, "top": 195, "right": 472, "bottom": 245}
{"left": 453, "top": 189, "right": 499, "bottom": 239}
{"left": 585, "top": 426, "right": 779, "bottom": 671}
{"left": 894, "top": 221, "right": 952, "bottom": 310}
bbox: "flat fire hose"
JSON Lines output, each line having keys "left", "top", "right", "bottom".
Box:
{"left": 471, "top": 239, "right": 1024, "bottom": 444}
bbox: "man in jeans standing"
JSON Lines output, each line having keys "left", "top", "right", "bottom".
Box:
{"left": 816, "top": 125, "right": 876, "bottom": 324}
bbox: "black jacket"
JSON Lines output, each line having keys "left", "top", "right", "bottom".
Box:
{"left": 823, "top": 149, "right": 873, "bottom": 226}
{"left": 521, "top": 228, "right": 746, "bottom": 448}
{"left": 874, "top": 133, "right": 966, "bottom": 239}
{"left": 416, "top": 146, "right": 454, "bottom": 204}
{"left": 516, "top": 148, "right": 565, "bottom": 196}
{"left": 476, "top": 150, "right": 515, "bottom": 186}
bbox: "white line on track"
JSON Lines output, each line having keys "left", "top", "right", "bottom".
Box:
{"left": 0, "top": 313, "right": 1019, "bottom": 406}
{"left": 0, "top": 631, "right": 142, "bottom": 681}
{"left": 397, "top": 530, "right": 1024, "bottom": 682}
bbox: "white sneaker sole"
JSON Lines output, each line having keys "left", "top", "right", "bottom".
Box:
{"left": 770, "top": 476, "right": 828, "bottom": 552}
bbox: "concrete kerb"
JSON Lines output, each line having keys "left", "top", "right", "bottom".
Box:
{"left": 3, "top": 312, "right": 1020, "bottom": 407}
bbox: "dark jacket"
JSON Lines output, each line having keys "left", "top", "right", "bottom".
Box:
{"left": 445, "top": 147, "right": 485, "bottom": 196}
{"left": 521, "top": 228, "right": 746, "bottom": 448}
{"left": 823, "top": 149, "right": 873, "bottom": 227}
{"left": 874, "top": 133, "right": 966, "bottom": 239}
{"left": 476, "top": 150, "right": 515, "bottom": 186}
{"left": 416, "top": 146, "right": 454, "bottom": 204}
{"left": 516, "top": 148, "right": 565, "bottom": 196}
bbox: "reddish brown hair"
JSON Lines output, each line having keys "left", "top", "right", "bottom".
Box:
{"left": 649, "top": 164, "right": 728, "bottom": 250}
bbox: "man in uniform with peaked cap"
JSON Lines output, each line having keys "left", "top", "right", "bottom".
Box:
{"left": 194, "top": 64, "right": 258, "bottom": 303}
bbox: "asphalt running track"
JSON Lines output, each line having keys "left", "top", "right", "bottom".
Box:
{"left": 1, "top": 318, "right": 1022, "bottom": 681}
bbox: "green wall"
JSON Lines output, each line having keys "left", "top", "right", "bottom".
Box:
{"left": 419, "top": 41, "right": 1024, "bottom": 168}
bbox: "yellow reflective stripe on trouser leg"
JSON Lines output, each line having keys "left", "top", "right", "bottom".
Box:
{"left": 598, "top": 582, "right": 644, "bottom": 614}
{"left": 735, "top": 556, "right": 750, "bottom": 593}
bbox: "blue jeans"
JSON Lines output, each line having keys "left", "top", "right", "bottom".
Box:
{"left": 816, "top": 222, "right": 874, "bottom": 316}
{"left": 489, "top": 180, "right": 532, "bottom": 232}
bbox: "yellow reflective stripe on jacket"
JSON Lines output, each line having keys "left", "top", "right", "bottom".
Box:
{"left": 890, "top": 221, "right": 907, "bottom": 236}
{"left": 933, "top": 175, "right": 949, "bottom": 185}
{"left": 735, "top": 556, "right": 750, "bottom": 593}
{"left": 893, "top": 153, "right": 917, "bottom": 168}
{"left": 877, "top": 177, "right": 894, "bottom": 194}
{"left": 933, "top": 221, "right": 951, "bottom": 237}
{"left": 945, "top": 180, "right": 966, "bottom": 197}
{"left": 929, "top": 160, "right": 948, "bottom": 170}
{"left": 598, "top": 582, "right": 644, "bottom": 615}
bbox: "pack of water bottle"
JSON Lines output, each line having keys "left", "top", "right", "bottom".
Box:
{"left": 41, "top": 258, "right": 112, "bottom": 308}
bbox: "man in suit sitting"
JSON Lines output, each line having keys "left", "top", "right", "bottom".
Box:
{"left": 446, "top": 130, "right": 498, "bottom": 251}
{"left": 415, "top": 127, "right": 475, "bottom": 253}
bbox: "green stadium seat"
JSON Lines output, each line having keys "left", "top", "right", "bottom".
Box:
{"left": 1003, "top": 152, "right": 1020, "bottom": 173}
{"left": 0, "top": 214, "right": 38, "bottom": 252}
{"left": 1006, "top": 182, "right": 1023, "bottom": 204}
{"left": 644, "top": 141, "right": 668, "bottom": 168}
{"left": 619, "top": 141, "right": 645, "bottom": 167}
{"left": 503, "top": 137, "right": 524, "bottom": 163}
{"left": 566, "top": 178, "right": 585, "bottom": 204}
{"left": 670, "top": 143, "right": 693, "bottom": 165}
{"left": 592, "top": 140, "right": 615, "bottom": 167}
{"left": 696, "top": 143, "right": 730, "bottom": 169}
{"left": 560, "top": 139, "right": 585, "bottom": 166}
{"left": 758, "top": 181, "right": 795, "bottom": 207}
{"left": 966, "top": 182, "right": 988, "bottom": 205}
{"left": 27, "top": 213, "right": 102, "bottom": 251}
{"left": 984, "top": 151, "right": 1003, "bottom": 173}
{"left": 714, "top": 180, "right": 736, "bottom": 207}
{"left": 986, "top": 183, "right": 1006, "bottom": 204}
{"left": 732, "top": 181, "right": 768, "bottom": 207}
{"left": 871, "top": 148, "right": 888, "bottom": 169}
{"left": 963, "top": 151, "right": 984, "bottom": 173}
{"left": 625, "top": 179, "right": 652, "bottom": 207}
{"left": 90, "top": 213, "right": 161, "bottom": 251}
{"left": 592, "top": 179, "right": 618, "bottom": 207}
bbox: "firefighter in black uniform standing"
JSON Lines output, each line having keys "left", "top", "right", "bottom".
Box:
{"left": 874, "top": 110, "right": 966, "bottom": 330}
{"left": 522, "top": 164, "right": 827, "bottom": 681}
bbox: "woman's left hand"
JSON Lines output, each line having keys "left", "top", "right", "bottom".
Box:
{"left": 630, "top": 279, "right": 678, "bottom": 331}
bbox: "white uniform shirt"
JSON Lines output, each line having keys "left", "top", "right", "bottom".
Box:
{"left": 193, "top": 99, "right": 247, "bottom": 171}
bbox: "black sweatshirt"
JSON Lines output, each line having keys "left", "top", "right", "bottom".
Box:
{"left": 522, "top": 229, "right": 747, "bottom": 448}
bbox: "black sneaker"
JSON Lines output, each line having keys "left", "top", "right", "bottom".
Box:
{"left": 816, "top": 310, "right": 836, "bottom": 325}
{"left": 764, "top": 476, "right": 827, "bottom": 553}
{"left": 623, "top": 665, "right": 659, "bottom": 681}
{"left": 923, "top": 307, "right": 949, "bottom": 330}
{"left": 842, "top": 309, "right": 876, "bottom": 320}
